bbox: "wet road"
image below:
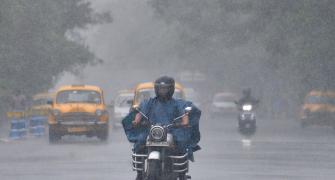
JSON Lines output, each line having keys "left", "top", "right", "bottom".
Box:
{"left": 1, "top": 114, "right": 335, "bottom": 180}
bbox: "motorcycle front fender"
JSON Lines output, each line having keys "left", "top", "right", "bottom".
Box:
{"left": 148, "top": 151, "right": 161, "bottom": 160}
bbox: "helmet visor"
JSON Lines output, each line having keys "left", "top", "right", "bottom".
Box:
{"left": 155, "top": 82, "right": 174, "bottom": 98}
{"left": 157, "top": 86, "right": 170, "bottom": 97}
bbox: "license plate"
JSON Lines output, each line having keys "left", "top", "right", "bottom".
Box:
{"left": 68, "top": 127, "right": 87, "bottom": 132}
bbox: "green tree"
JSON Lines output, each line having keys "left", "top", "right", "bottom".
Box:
{"left": 149, "top": 0, "right": 335, "bottom": 114}
{"left": 0, "top": 0, "right": 111, "bottom": 111}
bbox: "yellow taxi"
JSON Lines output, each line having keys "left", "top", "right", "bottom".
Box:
{"left": 131, "top": 82, "right": 185, "bottom": 109}
{"left": 300, "top": 90, "right": 335, "bottom": 127}
{"left": 48, "top": 85, "right": 109, "bottom": 142}
{"left": 29, "top": 92, "right": 55, "bottom": 116}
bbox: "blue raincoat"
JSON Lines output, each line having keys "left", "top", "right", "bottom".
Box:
{"left": 122, "top": 97, "right": 201, "bottom": 158}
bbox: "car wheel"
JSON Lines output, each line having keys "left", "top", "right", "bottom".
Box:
{"left": 98, "top": 125, "right": 109, "bottom": 141}
{"left": 145, "top": 160, "right": 160, "bottom": 180}
{"left": 49, "top": 125, "right": 61, "bottom": 143}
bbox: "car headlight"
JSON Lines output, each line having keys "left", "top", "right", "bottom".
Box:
{"left": 150, "top": 126, "right": 165, "bottom": 141}
{"left": 242, "top": 104, "right": 253, "bottom": 111}
{"left": 96, "top": 109, "right": 103, "bottom": 116}
{"left": 53, "top": 109, "right": 61, "bottom": 116}
{"left": 240, "top": 114, "right": 246, "bottom": 120}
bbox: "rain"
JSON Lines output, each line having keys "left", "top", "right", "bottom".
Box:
{"left": 1, "top": 0, "right": 335, "bottom": 179}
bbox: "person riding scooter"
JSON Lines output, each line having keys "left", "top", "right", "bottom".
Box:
{"left": 235, "top": 88, "right": 259, "bottom": 134}
{"left": 236, "top": 88, "right": 259, "bottom": 107}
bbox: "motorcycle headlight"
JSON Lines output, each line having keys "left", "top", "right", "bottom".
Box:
{"left": 53, "top": 109, "right": 61, "bottom": 116}
{"left": 242, "top": 104, "right": 253, "bottom": 111}
{"left": 150, "top": 126, "right": 165, "bottom": 141}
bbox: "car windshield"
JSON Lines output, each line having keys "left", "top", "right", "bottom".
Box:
{"left": 305, "top": 95, "right": 335, "bottom": 104}
{"left": 115, "top": 94, "right": 133, "bottom": 107}
{"left": 56, "top": 90, "right": 101, "bottom": 104}
{"left": 136, "top": 89, "right": 183, "bottom": 103}
{"left": 33, "top": 98, "right": 49, "bottom": 106}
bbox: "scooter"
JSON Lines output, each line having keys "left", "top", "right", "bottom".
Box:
{"left": 236, "top": 103, "right": 257, "bottom": 135}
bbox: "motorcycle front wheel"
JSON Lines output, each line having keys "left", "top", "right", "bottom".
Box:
{"left": 146, "top": 160, "right": 160, "bottom": 180}
{"left": 178, "top": 174, "right": 187, "bottom": 180}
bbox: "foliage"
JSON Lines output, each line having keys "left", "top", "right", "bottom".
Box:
{"left": 0, "top": 0, "right": 111, "bottom": 111}
{"left": 149, "top": 0, "right": 335, "bottom": 113}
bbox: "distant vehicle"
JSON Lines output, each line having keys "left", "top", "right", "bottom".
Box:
{"left": 210, "top": 92, "right": 237, "bottom": 116}
{"left": 131, "top": 82, "right": 186, "bottom": 109}
{"left": 184, "top": 87, "right": 201, "bottom": 108}
{"left": 235, "top": 102, "right": 257, "bottom": 135}
{"left": 112, "top": 90, "right": 134, "bottom": 128}
{"left": 300, "top": 90, "right": 335, "bottom": 128}
{"left": 48, "top": 85, "right": 109, "bottom": 142}
{"left": 30, "top": 92, "right": 55, "bottom": 116}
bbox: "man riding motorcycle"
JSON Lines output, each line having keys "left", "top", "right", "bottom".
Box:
{"left": 236, "top": 88, "right": 259, "bottom": 106}
{"left": 235, "top": 88, "right": 259, "bottom": 134}
{"left": 123, "top": 76, "right": 201, "bottom": 180}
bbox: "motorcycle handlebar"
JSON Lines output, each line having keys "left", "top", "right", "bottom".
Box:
{"left": 134, "top": 106, "right": 191, "bottom": 128}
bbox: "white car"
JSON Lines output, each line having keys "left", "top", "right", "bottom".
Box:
{"left": 211, "top": 92, "right": 237, "bottom": 115}
{"left": 112, "top": 91, "right": 134, "bottom": 128}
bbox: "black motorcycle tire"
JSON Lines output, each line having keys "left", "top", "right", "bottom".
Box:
{"left": 178, "top": 174, "right": 187, "bottom": 180}
{"left": 146, "top": 160, "right": 160, "bottom": 180}
{"left": 49, "top": 125, "right": 61, "bottom": 143}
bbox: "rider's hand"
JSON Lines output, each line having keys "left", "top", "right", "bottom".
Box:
{"left": 181, "top": 114, "right": 190, "bottom": 127}
{"left": 173, "top": 121, "right": 189, "bottom": 128}
{"left": 132, "top": 113, "right": 142, "bottom": 127}
{"left": 132, "top": 120, "right": 140, "bottom": 127}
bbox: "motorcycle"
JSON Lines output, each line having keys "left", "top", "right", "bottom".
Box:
{"left": 236, "top": 103, "right": 257, "bottom": 134}
{"left": 132, "top": 107, "right": 192, "bottom": 180}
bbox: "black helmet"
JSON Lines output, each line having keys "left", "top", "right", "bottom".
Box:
{"left": 154, "top": 76, "right": 175, "bottom": 101}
